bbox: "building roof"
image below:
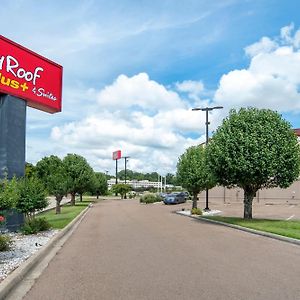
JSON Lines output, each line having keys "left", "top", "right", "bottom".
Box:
{"left": 294, "top": 129, "right": 300, "bottom": 137}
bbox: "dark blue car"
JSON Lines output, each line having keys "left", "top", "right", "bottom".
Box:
{"left": 163, "top": 193, "right": 186, "bottom": 205}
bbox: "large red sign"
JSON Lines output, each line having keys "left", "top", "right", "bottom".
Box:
{"left": 0, "top": 35, "right": 62, "bottom": 113}
{"left": 112, "top": 150, "right": 122, "bottom": 160}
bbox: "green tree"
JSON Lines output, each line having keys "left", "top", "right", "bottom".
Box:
{"left": 111, "top": 184, "right": 131, "bottom": 199}
{"left": 177, "top": 145, "right": 215, "bottom": 209}
{"left": 206, "top": 107, "right": 300, "bottom": 219}
{"left": 16, "top": 176, "right": 48, "bottom": 220}
{"left": 63, "top": 154, "right": 94, "bottom": 205}
{"left": 36, "top": 155, "right": 69, "bottom": 214}
{"left": 91, "top": 172, "right": 108, "bottom": 198}
{"left": 0, "top": 177, "right": 19, "bottom": 211}
{"left": 166, "top": 173, "right": 177, "bottom": 186}
{"left": 25, "top": 162, "right": 35, "bottom": 178}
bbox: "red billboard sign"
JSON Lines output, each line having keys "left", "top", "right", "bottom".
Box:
{"left": 112, "top": 150, "right": 122, "bottom": 160}
{"left": 0, "top": 35, "right": 62, "bottom": 113}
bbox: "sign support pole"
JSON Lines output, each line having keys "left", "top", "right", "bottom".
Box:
{"left": 0, "top": 94, "right": 26, "bottom": 179}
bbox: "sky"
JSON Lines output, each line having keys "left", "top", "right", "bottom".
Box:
{"left": 1, "top": 0, "right": 300, "bottom": 176}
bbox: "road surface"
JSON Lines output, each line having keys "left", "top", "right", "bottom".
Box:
{"left": 24, "top": 199, "right": 300, "bottom": 300}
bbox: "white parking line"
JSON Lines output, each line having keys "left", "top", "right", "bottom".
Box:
{"left": 286, "top": 215, "right": 295, "bottom": 221}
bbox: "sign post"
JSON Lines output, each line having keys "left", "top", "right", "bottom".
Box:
{"left": 112, "top": 150, "right": 121, "bottom": 185}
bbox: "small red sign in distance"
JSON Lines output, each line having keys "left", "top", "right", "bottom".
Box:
{"left": 112, "top": 150, "right": 122, "bottom": 160}
{"left": 0, "top": 35, "right": 62, "bottom": 113}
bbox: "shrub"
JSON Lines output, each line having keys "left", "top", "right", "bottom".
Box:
{"left": 21, "top": 217, "right": 51, "bottom": 235}
{"left": 140, "top": 193, "right": 162, "bottom": 204}
{"left": 0, "top": 177, "right": 20, "bottom": 211}
{"left": 0, "top": 235, "right": 12, "bottom": 251}
{"left": 191, "top": 207, "right": 202, "bottom": 215}
{"left": 16, "top": 177, "right": 48, "bottom": 219}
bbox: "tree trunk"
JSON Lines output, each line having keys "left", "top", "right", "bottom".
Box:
{"left": 80, "top": 193, "right": 83, "bottom": 202}
{"left": 192, "top": 192, "right": 198, "bottom": 209}
{"left": 243, "top": 186, "right": 256, "bottom": 219}
{"left": 70, "top": 193, "right": 76, "bottom": 206}
{"left": 97, "top": 193, "right": 99, "bottom": 199}
{"left": 55, "top": 196, "right": 63, "bottom": 214}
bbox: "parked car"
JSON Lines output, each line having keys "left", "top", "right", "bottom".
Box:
{"left": 163, "top": 193, "right": 186, "bottom": 205}
{"left": 177, "top": 191, "right": 191, "bottom": 200}
{"left": 158, "top": 192, "right": 167, "bottom": 200}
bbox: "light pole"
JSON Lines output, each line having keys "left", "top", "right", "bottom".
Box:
{"left": 192, "top": 106, "right": 223, "bottom": 211}
{"left": 123, "top": 156, "right": 130, "bottom": 199}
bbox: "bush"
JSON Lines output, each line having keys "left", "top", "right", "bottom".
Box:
{"left": 0, "top": 177, "right": 20, "bottom": 211}
{"left": 0, "top": 235, "right": 12, "bottom": 251}
{"left": 16, "top": 177, "right": 48, "bottom": 218}
{"left": 21, "top": 217, "right": 51, "bottom": 235}
{"left": 191, "top": 207, "right": 202, "bottom": 215}
{"left": 140, "top": 193, "right": 162, "bottom": 204}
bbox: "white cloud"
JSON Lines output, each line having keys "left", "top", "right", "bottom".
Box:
{"left": 244, "top": 37, "right": 278, "bottom": 57}
{"left": 176, "top": 80, "right": 205, "bottom": 100}
{"left": 214, "top": 25, "right": 300, "bottom": 112}
{"left": 50, "top": 73, "right": 210, "bottom": 174}
{"left": 97, "top": 73, "right": 183, "bottom": 111}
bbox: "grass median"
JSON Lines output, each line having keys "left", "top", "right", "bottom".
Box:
{"left": 203, "top": 216, "right": 300, "bottom": 240}
{"left": 39, "top": 199, "right": 91, "bottom": 229}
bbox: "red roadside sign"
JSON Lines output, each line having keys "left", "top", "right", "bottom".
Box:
{"left": 112, "top": 150, "right": 121, "bottom": 160}
{"left": 0, "top": 35, "right": 62, "bottom": 113}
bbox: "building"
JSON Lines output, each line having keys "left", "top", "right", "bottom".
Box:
{"left": 107, "top": 178, "right": 174, "bottom": 190}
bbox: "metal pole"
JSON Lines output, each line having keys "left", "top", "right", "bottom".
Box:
{"left": 125, "top": 158, "right": 127, "bottom": 184}
{"left": 192, "top": 106, "right": 223, "bottom": 212}
{"left": 157, "top": 174, "right": 160, "bottom": 193}
{"left": 115, "top": 159, "right": 118, "bottom": 185}
{"left": 205, "top": 109, "right": 209, "bottom": 211}
{"left": 124, "top": 157, "right": 129, "bottom": 199}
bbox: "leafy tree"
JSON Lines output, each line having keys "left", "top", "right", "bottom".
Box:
{"left": 16, "top": 176, "right": 48, "bottom": 220}
{"left": 177, "top": 145, "right": 215, "bottom": 209}
{"left": 206, "top": 107, "right": 300, "bottom": 219}
{"left": 0, "top": 177, "right": 19, "bottom": 211}
{"left": 165, "top": 173, "right": 177, "bottom": 186}
{"left": 63, "top": 154, "right": 94, "bottom": 205}
{"left": 111, "top": 184, "right": 131, "bottom": 199}
{"left": 91, "top": 172, "right": 108, "bottom": 198}
{"left": 25, "top": 162, "right": 35, "bottom": 178}
{"left": 36, "top": 155, "right": 69, "bottom": 214}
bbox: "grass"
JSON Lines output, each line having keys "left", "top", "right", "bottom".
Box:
{"left": 203, "top": 216, "right": 300, "bottom": 240}
{"left": 39, "top": 199, "right": 91, "bottom": 229}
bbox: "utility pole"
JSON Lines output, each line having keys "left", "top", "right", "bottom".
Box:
{"left": 192, "top": 106, "right": 223, "bottom": 211}
{"left": 123, "top": 156, "right": 130, "bottom": 199}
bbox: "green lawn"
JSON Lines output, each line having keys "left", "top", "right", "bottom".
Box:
{"left": 203, "top": 216, "right": 300, "bottom": 240}
{"left": 39, "top": 200, "right": 90, "bottom": 229}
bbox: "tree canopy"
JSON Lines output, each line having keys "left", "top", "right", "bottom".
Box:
{"left": 91, "top": 172, "right": 108, "bottom": 198}
{"left": 111, "top": 183, "right": 131, "bottom": 199}
{"left": 63, "top": 154, "right": 95, "bottom": 205}
{"left": 36, "top": 155, "right": 69, "bottom": 214}
{"left": 177, "top": 145, "right": 215, "bottom": 209}
{"left": 206, "top": 107, "right": 300, "bottom": 219}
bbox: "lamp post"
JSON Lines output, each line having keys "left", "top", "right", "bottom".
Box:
{"left": 123, "top": 156, "right": 130, "bottom": 199}
{"left": 192, "top": 106, "right": 223, "bottom": 211}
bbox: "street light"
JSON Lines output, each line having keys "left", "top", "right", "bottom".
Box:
{"left": 123, "top": 156, "right": 130, "bottom": 199}
{"left": 192, "top": 106, "right": 223, "bottom": 211}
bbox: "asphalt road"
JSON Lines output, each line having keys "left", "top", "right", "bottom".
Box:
{"left": 24, "top": 199, "right": 300, "bottom": 300}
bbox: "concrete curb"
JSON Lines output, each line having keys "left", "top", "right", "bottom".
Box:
{"left": 0, "top": 205, "right": 91, "bottom": 300}
{"left": 175, "top": 211, "right": 300, "bottom": 247}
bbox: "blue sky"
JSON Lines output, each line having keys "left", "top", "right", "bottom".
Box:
{"left": 1, "top": 0, "right": 300, "bottom": 175}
